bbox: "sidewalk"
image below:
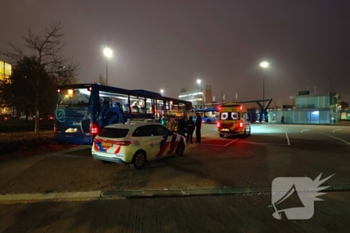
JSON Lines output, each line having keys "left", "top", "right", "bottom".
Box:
{"left": 0, "top": 191, "right": 349, "bottom": 232}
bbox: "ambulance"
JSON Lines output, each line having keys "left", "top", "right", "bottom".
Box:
{"left": 217, "top": 103, "right": 251, "bottom": 138}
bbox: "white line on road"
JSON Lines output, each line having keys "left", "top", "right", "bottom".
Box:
{"left": 319, "top": 132, "right": 350, "bottom": 145}
{"left": 225, "top": 139, "right": 239, "bottom": 147}
{"left": 285, "top": 132, "right": 291, "bottom": 146}
{"left": 332, "top": 129, "right": 342, "bottom": 133}
{"left": 301, "top": 129, "right": 309, "bottom": 133}
{"left": 201, "top": 132, "right": 218, "bottom": 137}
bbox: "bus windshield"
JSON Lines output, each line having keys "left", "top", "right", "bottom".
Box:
{"left": 58, "top": 87, "right": 91, "bottom": 107}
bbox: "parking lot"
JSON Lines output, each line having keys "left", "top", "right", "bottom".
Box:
{"left": 1, "top": 123, "right": 350, "bottom": 232}
{"left": 1, "top": 123, "right": 349, "bottom": 195}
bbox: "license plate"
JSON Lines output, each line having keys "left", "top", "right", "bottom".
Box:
{"left": 102, "top": 142, "right": 113, "bottom": 147}
{"left": 221, "top": 129, "right": 229, "bottom": 132}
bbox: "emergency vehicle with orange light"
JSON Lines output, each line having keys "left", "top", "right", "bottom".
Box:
{"left": 217, "top": 103, "right": 251, "bottom": 137}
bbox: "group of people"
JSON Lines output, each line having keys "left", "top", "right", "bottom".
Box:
{"left": 177, "top": 113, "right": 202, "bottom": 143}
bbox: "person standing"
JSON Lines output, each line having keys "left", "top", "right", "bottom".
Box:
{"left": 185, "top": 116, "right": 195, "bottom": 143}
{"left": 195, "top": 113, "right": 202, "bottom": 143}
{"left": 177, "top": 116, "right": 186, "bottom": 136}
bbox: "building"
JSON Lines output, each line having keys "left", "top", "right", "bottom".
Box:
{"left": 268, "top": 92, "right": 341, "bottom": 124}
{"left": 178, "top": 83, "right": 216, "bottom": 109}
{"left": 0, "top": 60, "right": 11, "bottom": 81}
{"left": 0, "top": 60, "right": 12, "bottom": 117}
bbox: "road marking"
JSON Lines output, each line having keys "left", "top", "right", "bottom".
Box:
{"left": 237, "top": 141, "right": 290, "bottom": 146}
{"left": 285, "top": 132, "right": 291, "bottom": 146}
{"left": 224, "top": 139, "right": 239, "bottom": 147}
{"left": 301, "top": 129, "right": 309, "bottom": 133}
{"left": 319, "top": 132, "right": 350, "bottom": 145}
{"left": 332, "top": 129, "right": 342, "bottom": 133}
{"left": 201, "top": 132, "right": 218, "bottom": 137}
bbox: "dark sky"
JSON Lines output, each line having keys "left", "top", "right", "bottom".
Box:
{"left": 1, "top": 0, "right": 350, "bottom": 105}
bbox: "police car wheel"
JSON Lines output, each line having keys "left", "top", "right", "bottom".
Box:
{"left": 176, "top": 142, "right": 185, "bottom": 157}
{"left": 130, "top": 151, "right": 146, "bottom": 170}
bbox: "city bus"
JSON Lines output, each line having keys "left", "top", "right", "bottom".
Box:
{"left": 54, "top": 83, "right": 192, "bottom": 144}
{"left": 193, "top": 107, "right": 219, "bottom": 124}
{"left": 217, "top": 103, "right": 251, "bottom": 137}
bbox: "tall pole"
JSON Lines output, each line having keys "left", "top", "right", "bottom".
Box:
{"left": 103, "top": 47, "right": 113, "bottom": 86}
{"left": 263, "top": 71, "right": 265, "bottom": 107}
{"left": 260, "top": 61, "right": 269, "bottom": 122}
{"left": 106, "top": 59, "right": 108, "bottom": 85}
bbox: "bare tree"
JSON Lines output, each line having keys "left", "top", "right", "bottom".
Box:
{"left": 96, "top": 75, "right": 107, "bottom": 85}
{"left": 1, "top": 22, "right": 80, "bottom": 133}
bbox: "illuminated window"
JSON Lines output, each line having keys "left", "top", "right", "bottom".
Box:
{"left": 0, "top": 61, "right": 12, "bottom": 81}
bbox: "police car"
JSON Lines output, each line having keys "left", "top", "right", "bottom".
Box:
{"left": 91, "top": 122, "right": 186, "bottom": 169}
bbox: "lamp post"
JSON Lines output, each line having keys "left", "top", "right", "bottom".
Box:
{"left": 259, "top": 61, "right": 269, "bottom": 122}
{"left": 196, "top": 79, "right": 202, "bottom": 108}
{"left": 103, "top": 47, "right": 113, "bottom": 85}
{"left": 259, "top": 61, "right": 269, "bottom": 103}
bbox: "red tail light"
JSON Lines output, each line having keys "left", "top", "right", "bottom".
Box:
{"left": 91, "top": 122, "right": 99, "bottom": 135}
{"left": 114, "top": 141, "right": 131, "bottom": 146}
{"left": 217, "top": 122, "right": 220, "bottom": 127}
{"left": 93, "top": 138, "right": 131, "bottom": 146}
{"left": 240, "top": 122, "right": 244, "bottom": 128}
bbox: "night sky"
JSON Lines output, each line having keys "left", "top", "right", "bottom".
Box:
{"left": 1, "top": 0, "right": 350, "bottom": 105}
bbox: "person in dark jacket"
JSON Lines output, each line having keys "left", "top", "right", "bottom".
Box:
{"left": 177, "top": 116, "right": 186, "bottom": 136}
{"left": 185, "top": 116, "right": 195, "bottom": 143}
{"left": 195, "top": 113, "right": 202, "bottom": 143}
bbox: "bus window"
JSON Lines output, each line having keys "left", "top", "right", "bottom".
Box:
{"left": 58, "top": 88, "right": 90, "bottom": 106}
{"left": 146, "top": 98, "right": 156, "bottom": 115}
{"left": 130, "top": 95, "right": 139, "bottom": 113}
{"left": 138, "top": 98, "right": 146, "bottom": 113}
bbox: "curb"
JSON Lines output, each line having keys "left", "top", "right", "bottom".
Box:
{"left": 1, "top": 186, "right": 349, "bottom": 204}
{"left": 0, "top": 191, "right": 102, "bottom": 204}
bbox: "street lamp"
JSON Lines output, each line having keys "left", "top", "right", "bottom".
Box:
{"left": 103, "top": 47, "right": 113, "bottom": 85}
{"left": 260, "top": 61, "right": 269, "bottom": 122}
{"left": 160, "top": 89, "right": 164, "bottom": 95}
{"left": 196, "top": 79, "right": 202, "bottom": 87}
{"left": 259, "top": 61, "right": 269, "bottom": 102}
{"left": 196, "top": 79, "right": 202, "bottom": 108}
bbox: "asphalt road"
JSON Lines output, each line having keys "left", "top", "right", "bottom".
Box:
{"left": 0, "top": 123, "right": 350, "bottom": 232}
